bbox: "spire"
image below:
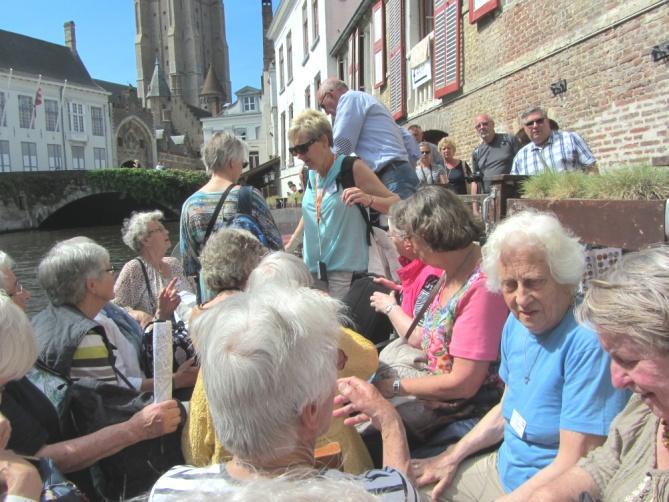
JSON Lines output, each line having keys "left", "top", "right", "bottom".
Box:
{"left": 200, "top": 64, "right": 225, "bottom": 99}
{"left": 146, "top": 58, "right": 171, "bottom": 98}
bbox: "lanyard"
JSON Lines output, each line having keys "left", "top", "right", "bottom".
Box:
{"left": 312, "top": 173, "right": 325, "bottom": 259}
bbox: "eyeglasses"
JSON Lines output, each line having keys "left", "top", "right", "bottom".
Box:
{"left": 420, "top": 151, "right": 431, "bottom": 156}
{"left": 103, "top": 265, "right": 117, "bottom": 274}
{"left": 524, "top": 118, "right": 545, "bottom": 127}
{"left": 318, "top": 91, "right": 331, "bottom": 110}
{"left": 289, "top": 138, "right": 317, "bottom": 156}
{"left": 8, "top": 281, "right": 23, "bottom": 297}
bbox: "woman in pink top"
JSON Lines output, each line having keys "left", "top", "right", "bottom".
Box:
{"left": 373, "top": 186, "right": 508, "bottom": 449}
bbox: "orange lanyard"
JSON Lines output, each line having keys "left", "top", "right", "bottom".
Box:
{"left": 314, "top": 175, "right": 325, "bottom": 224}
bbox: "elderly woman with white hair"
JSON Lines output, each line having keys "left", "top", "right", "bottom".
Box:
{"left": 529, "top": 246, "right": 669, "bottom": 501}
{"left": 0, "top": 251, "right": 32, "bottom": 311}
{"left": 32, "top": 239, "right": 197, "bottom": 392}
{"left": 413, "top": 211, "right": 630, "bottom": 502}
{"left": 180, "top": 131, "right": 283, "bottom": 301}
{"left": 151, "top": 287, "right": 418, "bottom": 501}
{"left": 114, "top": 210, "right": 193, "bottom": 328}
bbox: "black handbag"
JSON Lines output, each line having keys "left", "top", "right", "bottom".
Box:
{"left": 32, "top": 456, "right": 87, "bottom": 501}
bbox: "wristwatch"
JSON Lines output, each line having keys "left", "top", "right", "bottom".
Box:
{"left": 392, "top": 378, "right": 401, "bottom": 397}
{"left": 384, "top": 303, "right": 397, "bottom": 315}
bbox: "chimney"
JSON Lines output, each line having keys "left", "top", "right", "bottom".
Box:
{"left": 64, "top": 21, "right": 77, "bottom": 55}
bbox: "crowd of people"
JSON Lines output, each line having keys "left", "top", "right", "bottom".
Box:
{"left": 0, "top": 76, "right": 665, "bottom": 502}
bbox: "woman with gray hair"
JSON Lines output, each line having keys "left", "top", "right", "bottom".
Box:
{"left": 179, "top": 131, "right": 282, "bottom": 301}
{"left": 529, "top": 246, "right": 669, "bottom": 501}
{"left": 0, "top": 250, "right": 31, "bottom": 311}
{"left": 413, "top": 210, "right": 629, "bottom": 502}
{"left": 151, "top": 286, "right": 418, "bottom": 501}
{"left": 115, "top": 210, "right": 192, "bottom": 328}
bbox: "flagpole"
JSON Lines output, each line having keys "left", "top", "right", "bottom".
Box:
{"left": 29, "top": 73, "right": 42, "bottom": 130}
{"left": 59, "top": 79, "right": 68, "bottom": 170}
{"left": 0, "top": 68, "right": 12, "bottom": 129}
{"left": 55, "top": 79, "right": 68, "bottom": 133}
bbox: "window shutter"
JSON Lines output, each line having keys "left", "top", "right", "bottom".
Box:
{"left": 348, "top": 31, "right": 358, "bottom": 90}
{"left": 433, "top": 0, "right": 461, "bottom": 98}
{"left": 372, "top": 0, "right": 385, "bottom": 88}
{"left": 387, "top": 0, "right": 405, "bottom": 120}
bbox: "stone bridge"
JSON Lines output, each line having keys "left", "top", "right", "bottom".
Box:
{"left": 0, "top": 171, "right": 183, "bottom": 232}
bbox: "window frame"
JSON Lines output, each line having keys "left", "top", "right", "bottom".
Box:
{"left": 91, "top": 106, "right": 104, "bottom": 136}
{"left": 468, "top": 0, "right": 499, "bottom": 23}
{"left": 45, "top": 99, "right": 60, "bottom": 132}
{"left": 47, "top": 144, "right": 63, "bottom": 170}
{"left": 18, "top": 95, "right": 33, "bottom": 129}
{"left": 71, "top": 145, "right": 85, "bottom": 170}
{"left": 0, "top": 140, "right": 10, "bottom": 171}
{"left": 21, "top": 141, "right": 37, "bottom": 171}
{"left": 69, "top": 102, "right": 85, "bottom": 133}
{"left": 93, "top": 147, "right": 107, "bottom": 169}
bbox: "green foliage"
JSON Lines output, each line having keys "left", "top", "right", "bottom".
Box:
{"left": 87, "top": 168, "right": 208, "bottom": 208}
{"left": 520, "top": 166, "right": 669, "bottom": 200}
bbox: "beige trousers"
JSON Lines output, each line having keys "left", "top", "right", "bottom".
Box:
{"left": 420, "top": 451, "right": 506, "bottom": 502}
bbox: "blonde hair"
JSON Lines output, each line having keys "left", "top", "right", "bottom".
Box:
{"left": 288, "top": 109, "right": 333, "bottom": 146}
{"left": 437, "top": 138, "right": 456, "bottom": 154}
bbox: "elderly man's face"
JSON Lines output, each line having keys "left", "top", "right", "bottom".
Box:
{"left": 318, "top": 88, "right": 339, "bottom": 116}
{"left": 523, "top": 111, "right": 551, "bottom": 146}
{"left": 499, "top": 246, "right": 573, "bottom": 335}
{"left": 2, "top": 269, "right": 31, "bottom": 312}
{"left": 474, "top": 116, "right": 495, "bottom": 143}
{"left": 409, "top": 127, "right": 422, "bottom": 142}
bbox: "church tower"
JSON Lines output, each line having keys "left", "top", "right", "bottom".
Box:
{"left": 134, "top": 0, "right": 232, "bottom": 109}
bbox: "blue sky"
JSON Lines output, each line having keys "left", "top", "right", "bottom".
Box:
{"left": 0, "top": 1, "right": 271, "bottom": 97}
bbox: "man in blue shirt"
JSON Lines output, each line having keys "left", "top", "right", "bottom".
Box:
{"left": 511, "top": 107, "right": 598, "bottom": 175}
{"left": 317, "top": 78, "right": 419, "bottom": 199}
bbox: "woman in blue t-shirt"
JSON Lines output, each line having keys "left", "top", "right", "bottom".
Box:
{"left": 285, "top": 109, "right": 399, "bottom": 299}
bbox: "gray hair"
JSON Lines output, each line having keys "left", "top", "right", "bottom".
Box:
{"left": 192, "top": 286, "right": 345, "bottom": 464}
{"left": 288, "top": 109, "right": 333, "bottom": 147}
{"left": 121, "top": 210, "right": 164, "bottom": 252}
{"left": 0, "top": 251, "right": 15, "bottom": 290}
{"left": 319, "top": 77, "right": 349, "bottom": 95}
{"left": 38, "top": 240, "right": 110, "bottom": 306}
{"left": 403, "top": 185, "right": 483, "bottom": 252}
{"left": 201, "top": 131, "right": 248, "bottom": 174}
{"left": 388, "top": 198, "right": 409, "bottom": 237}
{"left": 200, "top": 228, "right": 266, "bottom": 293}
{"left": 246, "top": 252, "right": 313, "bottom": 291}
{"left": 520, "top": 106, "right": 547, "bottom": 121}
{"left": 0, "top": 292, "right": 37, "bottom": 384}
{"left": 576, "top": 246, "right": 669, "bottom": 355}
{"left": 481, "top": 210, "right": 585, "bottom": 292}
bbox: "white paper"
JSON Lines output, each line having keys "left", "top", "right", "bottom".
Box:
{"left": 153, "top": 321, "right": 173, "bottom": 403}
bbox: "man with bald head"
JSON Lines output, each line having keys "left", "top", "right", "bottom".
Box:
{"left": 471, "top": 114, "right": 518, "bottom": 193}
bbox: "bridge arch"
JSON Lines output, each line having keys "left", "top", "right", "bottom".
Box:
{"left": 115, "top": 115, "right": 157, "bottom": 169}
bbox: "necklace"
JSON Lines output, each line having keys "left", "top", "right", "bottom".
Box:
{"left": 523, "top": 334, "right": 542, "bottom": 385}
{"left": 661, "top": 419, "right": 669, "bottom": 449}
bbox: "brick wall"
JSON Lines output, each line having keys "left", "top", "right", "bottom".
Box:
{"left": 410, "top": 0, "right": 668, "bottom": 168}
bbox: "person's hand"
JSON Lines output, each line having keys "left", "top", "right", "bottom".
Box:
{"left": 372, "top": 276, "right": 401, "bottom": 292}
{"left": 412, "top": 449, "right": 461, "bottom": 501}
{"left": 341, "top": 187, "right": 373, "bottom": 208}
{"left": 373, "top": 378, "right": 396, "bottom": 399}
{"left": 129, "top": 399, "right": 182, "bottom": 441}
{"left": 156, "top": 277, "right": 180, "bottom": 320}
{"left": 173, "top": 358, "right": 199, "bottom": 389}
{"left": 129, "top": 309, "right": 154, "bottom": 329}
{"left": 0, "top": 450, "right": 42, "bottom": 500}
{"left": 333, "top": 376, "right": 399, "bottom": 431}
{"left": 370, "top": 290, "right": 398, "bottom": 315}
{"left": 0, "top": 412, "right": 11, "bottom": 450}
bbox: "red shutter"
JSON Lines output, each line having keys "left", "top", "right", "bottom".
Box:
{"left": 348, "top": 31, "right": 358, "bottom": 90}
{"left": 387, "top": 0, "right": 405, "bottom": 120}
{"left": 469, "top": 0, "right": 499, "bottom": 24}
{"left": 372, "top": 0, "right": 385, "bottom": 88}
{"left": 433, "top": 0, "right": 461, "bottom": 98}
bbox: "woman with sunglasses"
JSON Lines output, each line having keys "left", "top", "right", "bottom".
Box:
{"left": 415, "top": 142, "right": 447, "bottom": 186}
{"left": 287, "top": 109, "right": 399, "bottom": 299}
{"left": 180, "top": 132, "right": 283, "bottom": 301}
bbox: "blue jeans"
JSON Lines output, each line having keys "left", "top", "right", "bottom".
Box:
{"left": 377, "top": 160, "right": 419, "bottom": 200}
{"left": 410, "top": 417, "right": 480, "bottom": 459}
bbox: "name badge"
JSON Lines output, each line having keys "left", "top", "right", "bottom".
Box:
{"left": 510, "top": 409, "right": 527, "bottom": 438}
{"left": 324, "top": 182, "right": 338, "bottom": 196}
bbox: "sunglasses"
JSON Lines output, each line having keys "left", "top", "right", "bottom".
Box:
{"left": 289, "top": 138, "right": 317, "bottom": 156}
{"left": 318, "top": 91, "right": 331, "bottom": 110}
{"left": 524, "top": 118, "right": 545, "bottom": 127}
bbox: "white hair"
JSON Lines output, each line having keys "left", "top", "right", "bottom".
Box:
{"left": 201, "top": 131, "right": 248, "bottom": 174}
{"left": 121, "top": 210, "right": 164, "bottom": 252}
{"left": 38, "top": 240, "right": 110, "bottom": 306}
{"left": 482, "top": 210, "right": 585, "bottom": 292}
{"left": 0, "top": 292, "right": 37, "bottom": 384}
{"left": 0, "top": 250, "right": 15, "bottom": 290}
{"left": 192, "top": 286, "right": 345, "bottom": 464}
{"left": 246, "top": 252, "right": 313, "bottom": 291}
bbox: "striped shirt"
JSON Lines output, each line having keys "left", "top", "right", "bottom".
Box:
{"left": 511, "top": 130, "right": 596, "bottom": 175}
{"left": 150, "top": 464, "right": 419, "bottom": 501}
{"left": 69, "top": 330, "right": 118, "bottom": 384}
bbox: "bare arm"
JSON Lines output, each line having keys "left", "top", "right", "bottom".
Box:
{"left": 36, "top": 400, "right": 182, "bottom": 473}
{"left": 413, "top": 400, "right": 505, "bottom": 500}
{"left": 528, "top": 465, "right": 600, "bottom": 502}
{"left": 286, "top": 217, "right": 304, "bottom": 253}
{"left": 348, "top": 159, "right": 400, "bottom": 214}
{"left": 375, "top": 358, "right": 491, "bottom": 401}
{"left": 500, "top": 430, "right": 605, "bottom": 502}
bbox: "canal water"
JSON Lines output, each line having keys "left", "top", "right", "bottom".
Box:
{"left": 0, "top": 221, "right": 179, "bottom": 317}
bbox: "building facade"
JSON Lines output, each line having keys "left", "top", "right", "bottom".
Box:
{"left": 134, "top": 0, "right": 232, "bottom": 109}
{"left": 329, "top": 0, "right": 668, "bottom": 169}
{"left": 0, "top": 28, "right": 114, "bottom": 172}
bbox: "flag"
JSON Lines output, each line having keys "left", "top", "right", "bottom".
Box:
{"left": 34, "top": 87, "right": 43, "bottom": 107}
{"left": 29, "top": 74, "right": 42, "bottom": 129}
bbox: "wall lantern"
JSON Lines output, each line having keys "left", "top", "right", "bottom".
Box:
{"left": 550, "top": 79, "right": 567, "bottom": 97}
{"left": 651, "top": 41, "right": 669, "bottom": 62}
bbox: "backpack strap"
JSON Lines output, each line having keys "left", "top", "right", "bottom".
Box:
{"left": 337, "top": 156, "right": 372, "bottom": 245}
{"left": 135, "top": 258, "right": 156, "bottom": 312}
{"left": 237, "top": 185, "right": 253, "bottom": 216}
